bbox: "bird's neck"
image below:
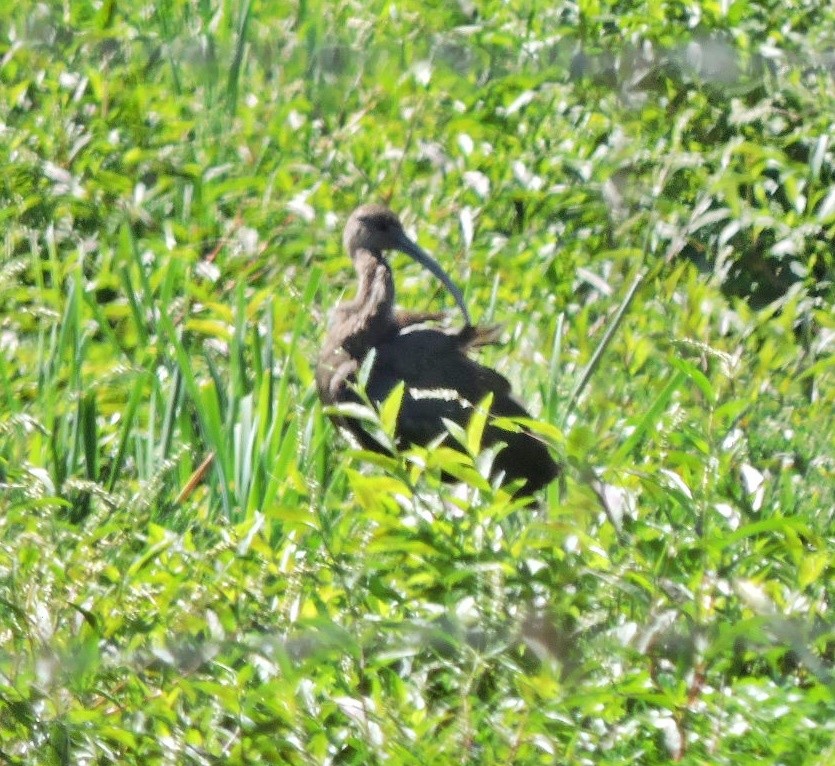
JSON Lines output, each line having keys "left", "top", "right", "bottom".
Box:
{"left": 340, "top": 248, "right": 397, "bottom": 355}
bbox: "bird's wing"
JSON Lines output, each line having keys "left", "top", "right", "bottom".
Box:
{"left": 370, "top": 328, "right": 513, "bottom": 404}
{"left": 363, "top": 327, "right": 560, "bottom": 494}
{"left": 364, "top": 328, "right": 522, "bottom": 448}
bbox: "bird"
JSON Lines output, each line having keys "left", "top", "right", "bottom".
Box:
{"left": 316, "top": 203, "right": 560, "bottom": 498}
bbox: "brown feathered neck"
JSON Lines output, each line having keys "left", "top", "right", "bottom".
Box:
{"left": 331, "top": 247, "right": 398, "bottom": 359}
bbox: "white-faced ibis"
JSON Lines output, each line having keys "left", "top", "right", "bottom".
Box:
{"left": 316, "top": 203, "right": 560, "bottom": 498}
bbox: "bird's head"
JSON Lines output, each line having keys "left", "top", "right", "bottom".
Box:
{"left": 343, "top": 203, "right": 408, "bottom": 256}
{"left": 343, "top": 204, "right": 471, "bottom": 325}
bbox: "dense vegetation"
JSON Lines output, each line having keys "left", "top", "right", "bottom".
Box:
{"left": 1, "top": 0, "right": 833, "bottom": 763}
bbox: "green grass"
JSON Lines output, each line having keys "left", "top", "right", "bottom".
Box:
{"left": 1, "top": 0, "right": 834, "bottom": 763}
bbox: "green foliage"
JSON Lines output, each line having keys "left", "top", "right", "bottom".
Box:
{"left": 1, "top": 0, "right": 833, "bottom": 763}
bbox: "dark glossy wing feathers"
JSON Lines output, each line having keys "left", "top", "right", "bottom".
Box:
{"left": 365, "top": 328, "right": 560, "bottom": 496}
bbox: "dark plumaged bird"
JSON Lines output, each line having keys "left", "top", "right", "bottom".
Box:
{"left": 316, "top": 204, "right": 560, "bottom": 498}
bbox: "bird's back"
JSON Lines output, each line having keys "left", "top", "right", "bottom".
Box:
{"left": 369, "top": 327, "right": 561, "bottom": 495}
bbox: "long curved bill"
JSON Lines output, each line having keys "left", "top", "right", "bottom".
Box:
{"left": 395, "top": 233, "right": 472, "bottom": 326}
